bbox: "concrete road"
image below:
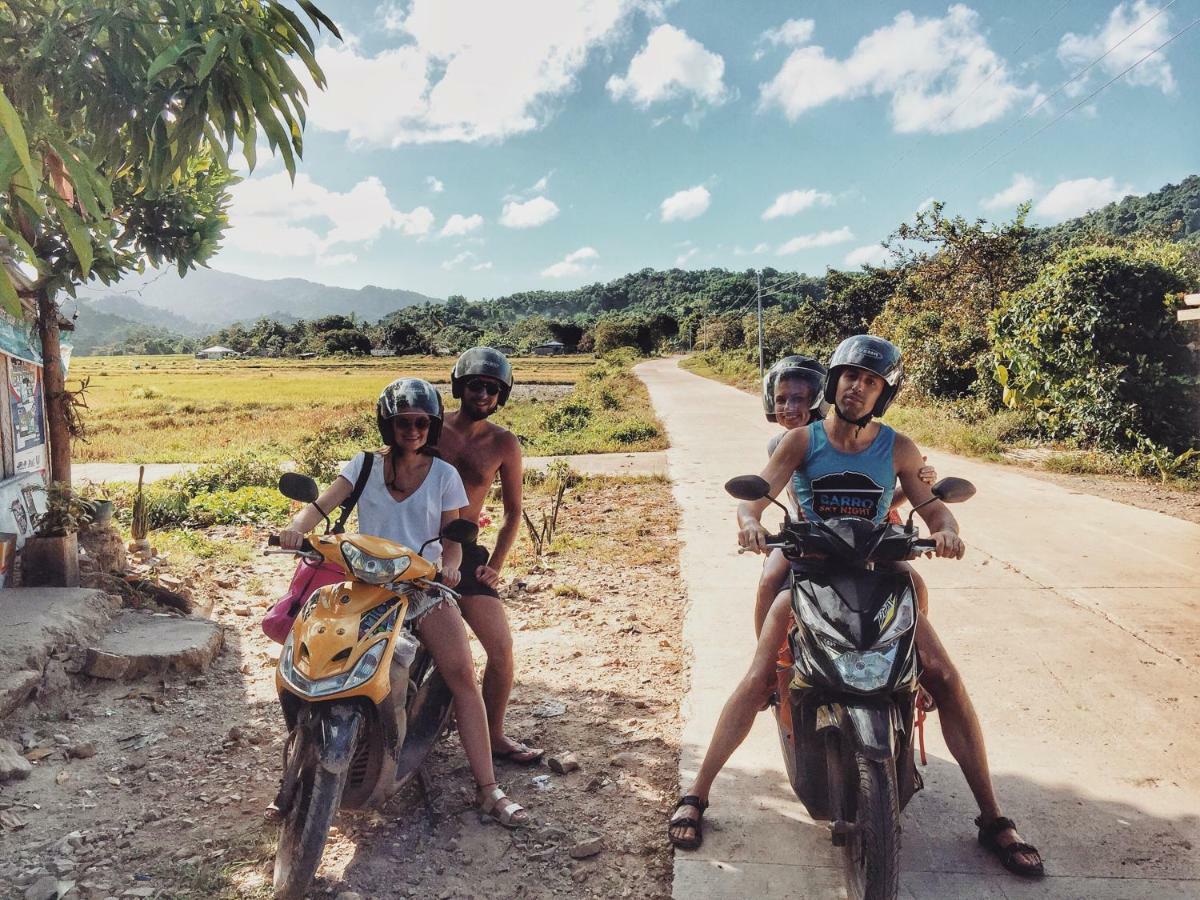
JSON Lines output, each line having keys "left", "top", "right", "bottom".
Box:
{"left": 636, "top": 357, "right": 1200, "bottom": 900}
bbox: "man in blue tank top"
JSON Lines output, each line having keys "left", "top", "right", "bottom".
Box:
{"left": 669, "top": 336, "right": 1043, "bottom": 878}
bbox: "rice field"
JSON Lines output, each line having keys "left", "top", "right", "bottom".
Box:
{"left": 68, "top": 353, "right": 664, "bottom": 462}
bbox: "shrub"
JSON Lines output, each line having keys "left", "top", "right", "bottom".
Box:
{"left": 187, "top": 487, "right": 293, "bottom": 526}
{"left": 542, "top": 400, "right": 593, "bottom": 432}
{"left": 176, "top": 452, "right": 283, "bottom": 494}
{"left": 606, "top": 419, "right": 660, "bottom": 444}
{"left": 992, "top": 243, "right": 1196, "bottom": 453}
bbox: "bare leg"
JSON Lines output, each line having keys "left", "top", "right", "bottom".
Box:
{"left": 917, "top": 616, "right": 1039, "bottom": 869}
{"left": 669, "top": 591, "right": 790, "bottom": 847}
{"left": 755, "top": 550, "right": 790, "bottom": 637}
{"left": 417, "top": 603, "right": 497, "bottom": 787}
{"left": 459, "top": 593, "right": 535, "bottom": 756}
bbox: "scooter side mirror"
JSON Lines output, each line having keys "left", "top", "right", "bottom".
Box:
{"left": 279, "top": 473, "right": 320, "bottom": 504}
{"left": 441, "top": 518, "right": 479, "bottom": 545}
{"left": 725, "top": 475, "right": 771, "bottom": 502}
{"left": 930, "top": 477, "right": 976, "bottom": 504}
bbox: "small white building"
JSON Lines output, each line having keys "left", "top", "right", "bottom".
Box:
{"left": 194, "top": 345, "right": 240, "bottom": 360}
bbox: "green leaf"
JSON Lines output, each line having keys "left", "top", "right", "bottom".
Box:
{"left": 0, "top": 85, "right": 41, "bottom": 198}
{"left": 50, "top": 195, "right": 94, "bottom": 278}
{"left": 296, "top": 0, "right": 342, "bottom": 40}
{"left": 0, "top": 223, "right": 41, "bottom": 272}
{"left": 197, "top": 33, "right": 227, "bottom": 81}
{"left": 147, "top": 36, "right": 196, "bottom": 83}
{"left": 0, "top": 266, "right": 22, "bottom": 319}
{"left": 45, "top": 136, "right": 103, "bottom": 219}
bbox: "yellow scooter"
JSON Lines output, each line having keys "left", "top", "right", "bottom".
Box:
{"left": 265, "top": 473, "right": 474, "bottom": 900}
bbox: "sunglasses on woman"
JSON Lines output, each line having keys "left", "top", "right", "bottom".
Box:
{"left": 393, "top": 416, "right": 431, "bottom": 432}
{"left": 465, "top": 379, "right": 501, "bottom": 396}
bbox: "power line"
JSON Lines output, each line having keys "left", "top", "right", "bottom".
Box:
{"left": 977, "top": 10, "right": 1200, "bottom": 176}
{"left": 916, "top": 0, "right": 1180, "bottom": 202}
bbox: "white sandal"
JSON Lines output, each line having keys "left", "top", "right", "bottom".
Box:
{"left": 479, "top": 784, "right": 530, "bottom": 829}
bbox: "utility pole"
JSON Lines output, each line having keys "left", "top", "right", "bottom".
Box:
{"left": 756, "top": 269, "right": 764, "bottom": 377}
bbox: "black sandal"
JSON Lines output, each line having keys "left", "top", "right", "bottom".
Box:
{"left": 975, "top": 815, "right": 1044, "bottom": 878}
{"left": 668, "top": 795, "right": 708, "bottom": 851}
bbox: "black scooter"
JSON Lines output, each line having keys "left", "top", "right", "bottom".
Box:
{"left": 725, "top": 474, "right": 975, "bottom": 900}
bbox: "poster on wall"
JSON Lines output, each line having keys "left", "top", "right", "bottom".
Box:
{"left": 0, "top": 469, "right": 47, "bottom": 548}
{"left": 7, "top": 356, "right": 47, "bottom": 474}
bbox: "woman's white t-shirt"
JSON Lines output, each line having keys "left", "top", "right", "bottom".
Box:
{"left": 339, "top": 452, "right": 468, "bottom": 565}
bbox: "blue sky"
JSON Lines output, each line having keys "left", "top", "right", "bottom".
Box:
{"left": 211, "top": 0, "right": 1200, "bottom": 299}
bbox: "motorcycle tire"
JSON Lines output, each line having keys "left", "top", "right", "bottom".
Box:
{"left": 272, "top": 721, "right": 360, "bottom": 899}
{"left": 843, "top": 753, "right": 901, "bottom": 900}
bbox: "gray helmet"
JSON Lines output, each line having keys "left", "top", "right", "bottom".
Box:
{"left": 824, "top": 336, "right": 904, "bottom": 419}
{"left": 763, "top": 355, "right": 829, "bottom": 423}
{"left": 377, "top": 378, "right": 443, "bottom": 446}
{"left": 451, "top": 346, "right": 514, "bottom": 406}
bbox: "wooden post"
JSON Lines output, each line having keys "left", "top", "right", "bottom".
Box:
{"left": 35, "top": 287, "right": 72, "bottom": 486}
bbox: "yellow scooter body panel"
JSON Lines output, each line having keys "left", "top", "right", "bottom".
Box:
{"left": 275, "top": 532, "right": 438, "bottom": 705}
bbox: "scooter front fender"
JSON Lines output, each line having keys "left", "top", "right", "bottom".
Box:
{"left": 843, "top": 703, "right": 894, "bottom": 763}
{"left": 317, "top": 703, "right": 363, "bottom": 776}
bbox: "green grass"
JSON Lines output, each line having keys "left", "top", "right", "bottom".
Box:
{"left": 679, "top": 350, "right": 760, "bottom": 392}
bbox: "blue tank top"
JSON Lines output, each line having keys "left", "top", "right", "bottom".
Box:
{"left": 793, "top": 421, "right": 897, "bottom": 525}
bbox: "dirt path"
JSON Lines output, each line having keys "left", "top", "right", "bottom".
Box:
{"left": 1, "top": 477, "right": 683, "bottom": 899}
{"left": 635, "top": 357, "right": 1200, "bottom": 900}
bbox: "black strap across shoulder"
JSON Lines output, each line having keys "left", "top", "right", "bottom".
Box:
{"left": 332, "top": 451, "right": 374, "bottom": 534}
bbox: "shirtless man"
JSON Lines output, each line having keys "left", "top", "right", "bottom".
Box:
{"left": 438, "top": 347, "right": 544, "bottom": 765}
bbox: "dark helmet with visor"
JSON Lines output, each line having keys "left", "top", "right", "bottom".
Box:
{"left": 377, "top": 378, "right": 444, "bottom": 446}
{"left": 452, "top": 346, "right": 514, "bottom": 406}
{"left": 824, "top": 335, "right": 904, "bottom": 420}
{"left": 762, "top": 355, "right": 829, "bottom": 423}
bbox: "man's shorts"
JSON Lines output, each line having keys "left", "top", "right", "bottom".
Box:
{"left": 456, "top": 542, "right": 500, "bottom": 599}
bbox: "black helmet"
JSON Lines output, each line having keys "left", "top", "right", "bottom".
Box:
{"left": 763, "top": 355, "right": 829, "bottom": 423}
{"left": 377, "top": 378, "right": 444, "bottom": 446}
{"left": 451, "top": 347, "right": 514, "bottom": 406}
{"left": 824, "top": 336, "right": 904, "bottom": 419}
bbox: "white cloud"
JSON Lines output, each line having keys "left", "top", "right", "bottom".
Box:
{"left": 843, "top": 244, "right": 890, "bottom": 268}
{"left": 442, "top": 250, "right": 475, "bottom": 270}
{"left": 542, "top": 246, "right": 599, "bottom": 278}
{"left": 303, "top": 1, "right": 654, "bottom": 146}
{"left": 916, "top": 197, "right": 936, "bottom": 213}
{"left": 776, "top": 226, "right": 854, "bottom": 255}
{"left": 1033, "top": 177, "right": 1135, "bottom": 223}
{"left": 500, "top": 196, "right": 560, "bottom": 229}
{"left": 1058, "top": 1, "right": 1176, "bottom": 96}
{"left": 982, "top": 173, "right": 1039, "bottom": 211}
{"left": 734, "top": 242, "right": 772, "bottom": 256}
{"left": 762, "top": 188, "right": 834, "bottom": 220}
{"left": 440, "top": 213, "right": 484, "bottom": 237}
{"left": 317, "top": 252, "right": 358, "bottom": 267}
{"left": 660, "top": 185, "right": 711, "bottom": 222}
{"left": 759, "top": 6, "right": 1036, "bottom": 133}
{"left": 607, "top": 24, "right": 729, "bottom": 111}
{"left": 530, "top": 174, "right": 551, "bottom": 193}
{"left": 226, "top": 172, "right": 433, "bottom": 263}
{"left": 426, "top": 175, "right": 445, "bottom": 193}
{"left": 471, "top": 261, "right": 494, "bottom": 271}
{"left": 756, "top": 18, "right": 816, "bottom": 57}
{"left": 674, "top": 246, "right": 699, "bottom": 267}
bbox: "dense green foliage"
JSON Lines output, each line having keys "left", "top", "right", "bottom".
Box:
{"left": 993, "top": 242, "right": 1195, "bottom": 453}
{"left": 1033, "top": 175, "right": 1200, "bottom": 251}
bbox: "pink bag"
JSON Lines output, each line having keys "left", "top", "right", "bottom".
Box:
{"left": 262, "top": 559, "right": 346, "bottom": 644}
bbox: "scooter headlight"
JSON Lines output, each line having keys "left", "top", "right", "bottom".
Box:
{"left": 278, "top": 636, "right": 389, "bottom": 698}
{"left": 341, "top": 542, "right": 411, "bottom": 585}
{"left": 795, "top": 593, "right": 855, "bottom": 652}
{"left": 831, "top": 644, "right": 900, "bottom": 692}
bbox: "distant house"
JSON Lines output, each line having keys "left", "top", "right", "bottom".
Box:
{"left": 194, "top": 345, "right": 240, "bottom": 360}
{"left": 531, "top": 340, "right": 566, "bottom": 356}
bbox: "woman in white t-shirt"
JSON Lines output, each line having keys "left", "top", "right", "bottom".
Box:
{"left": 281, "top": 378, "right": 528, "bottom": 828}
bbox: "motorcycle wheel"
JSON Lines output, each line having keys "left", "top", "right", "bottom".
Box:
{"left": 272, "top": 721, "right": 360, "bottom": 900}
{"left": 842, "top": 752, "right": 901, "bottom": 900}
